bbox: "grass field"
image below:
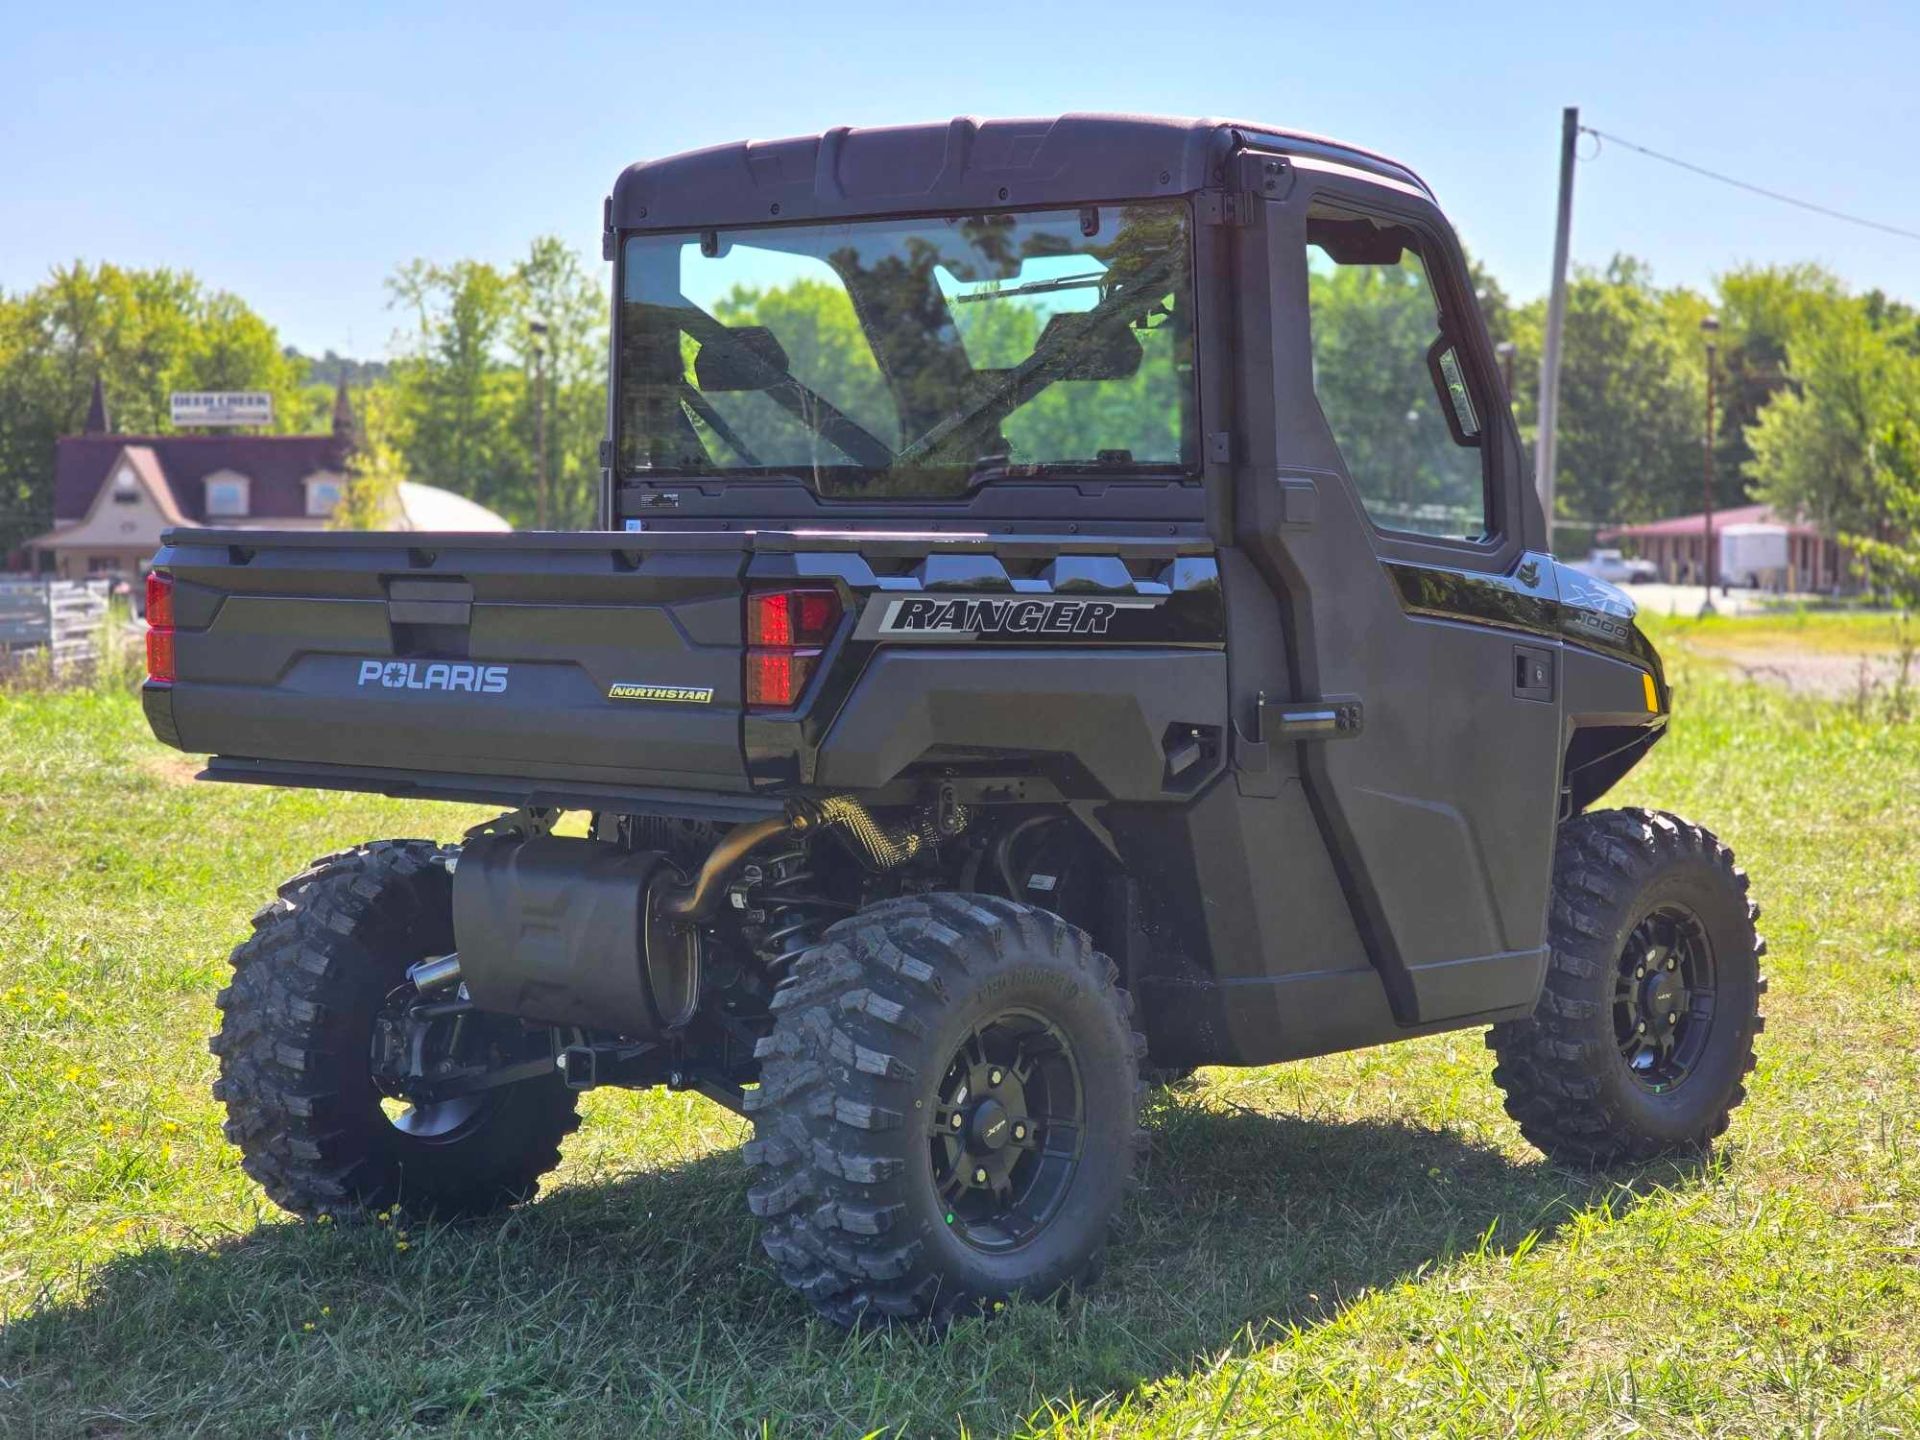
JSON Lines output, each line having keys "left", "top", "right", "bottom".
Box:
{"left": 2, "top": 657, "right": 1917, "bottom": 1438}
{"left": 1650, "top": 606, "right": 1913, "bottom": 656}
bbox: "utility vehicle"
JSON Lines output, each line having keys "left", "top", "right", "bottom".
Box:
{"left": 144, "top": 114, "right": 1765, "bottom": 1326}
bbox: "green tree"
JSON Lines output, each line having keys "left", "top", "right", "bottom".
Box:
{"left": 1712, "top": 263, "right": 1846, "bottom": 487}
{"left": 385, "top": 239, "right": 607, "bottom": 528}
{"left": 512, "top": 238, "right": 609, "bottom": 529}
{"left": 1842, "top": 416, "right": 1920, "bottom": 604}
{"left": 1510, "top": 256, "right": 1707, "bottom": 536}
{"left": 1305, "top": 247, "right": 1485, "bottom": 532}
{"left": 1466, "top": 249, "right": 1513, "bottom": 348}
{"left": 387, "top": 258, "right": 522, "bottom": 516}
{"left": 328, "top": 385, "right": 406, "bottom": 531}
{"left": 1746, "top": 297, "right": 1920, "bottom": 593}
{"left": 0, "top": 262, "right": 307, "bottom": 551}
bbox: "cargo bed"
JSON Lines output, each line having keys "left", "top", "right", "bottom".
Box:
{"left": 148, "top": 529, "right": 760, "bottom": 809}
{"left": 143, "top": 525, "right": 1220, "bottom": 814}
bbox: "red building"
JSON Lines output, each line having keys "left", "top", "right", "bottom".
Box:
{"left": 1600, "top": 503, "right": 1851, "bottom": 593}
{"left": 20, "top": 378, "right": 507, "bottom": 577}
{"left": 23, "top": 379, "right": 356, "bottom": 579}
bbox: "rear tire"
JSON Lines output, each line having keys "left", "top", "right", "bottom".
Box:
{"left": 211, "top": 840, "right": 579, "bottom": 1219}
{"left": 744, "top": 893, "right": 1147, "bottom": 1326}
{"left": 1489, "top": 809, "right": 1765, "bottom": 1165}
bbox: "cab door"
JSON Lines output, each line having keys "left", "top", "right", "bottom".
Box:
{"left": 1233, "top": 161, "right": 1563, "bottom": 1025}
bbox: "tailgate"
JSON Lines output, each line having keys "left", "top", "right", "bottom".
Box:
{"left": 147, "top": 530, "right": 755, "bottom": 797}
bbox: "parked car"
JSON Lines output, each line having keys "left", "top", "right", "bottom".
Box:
{"left": 1568, "top": 548, "right": 1657, "bottom": 585}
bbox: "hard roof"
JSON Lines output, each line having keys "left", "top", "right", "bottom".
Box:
{"left": 609, "top": 113, "right": 1431, "bottom": 234}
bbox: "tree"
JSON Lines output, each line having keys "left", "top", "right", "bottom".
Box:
{"left": 1305, "top": 247, "right": 1486, "bottom": 532}
{"left": 328, "top": 385, "right": 406, "bottom": 531}
{"left": 1746, "top": 297, "right": 1920, "bottom": 593}
{"left": 387, "top": 258, "right": 522, "bottom": 516}
{"left": 1466, "top": 249, "right": 1513, "bottom": 348}
{"left": 0, "top": 262, "right": 307, "bottom": 551}
{"left": 1842, "top": 416, "right": 1920, "bottom": 604}
{"left": 383, "top": 239, "right": 608, "bottom": 529}
{"left": 1510, "top": 256, "right": 1708, "bottom": 535}
{"left": 1711, "top": 263, "right": 1846, "bottom": 488}
{"left": 511, "top": 238, "right": 608, "bottom": 529}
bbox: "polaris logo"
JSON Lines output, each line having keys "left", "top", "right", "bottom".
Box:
{"left": 357, "top": 660, "right": 508, "bottom": 694}
{"left": 870, "top": 594, "right": 1160, "bottom": 638}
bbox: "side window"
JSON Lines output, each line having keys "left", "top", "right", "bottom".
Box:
{"left": 1304, "top": 204, "right": 1491, "bottom": 542}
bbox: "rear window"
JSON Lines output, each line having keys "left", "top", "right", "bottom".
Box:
{"left": 616, "top": 203, "right": 1197, "bottom": 499}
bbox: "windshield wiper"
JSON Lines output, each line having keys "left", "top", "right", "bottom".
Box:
{"left": 946, "top": 272, "right": 1106, "bottom": 304}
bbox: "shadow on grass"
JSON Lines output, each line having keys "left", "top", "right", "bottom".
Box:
{"left": 0, "top": 1098, "right": 1702, "bottom": 1437}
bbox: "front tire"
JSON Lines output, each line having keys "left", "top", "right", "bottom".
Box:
{"left": 211, "top": 840, "right": 579, "bottom": 1219}
{"left": 744, "top": 893, "right": 1147, "bottom": 1326}
{"left": 1490, "top": 809, "right": 1766, "bottom": 1165}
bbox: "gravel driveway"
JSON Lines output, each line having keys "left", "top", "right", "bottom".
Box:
{"left": 1704, "top": 646, "right": 1914, "bottom": 700}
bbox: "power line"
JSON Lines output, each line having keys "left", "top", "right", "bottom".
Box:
{"left": 1581, "top": 125, "right": 1920, "bottom": 245}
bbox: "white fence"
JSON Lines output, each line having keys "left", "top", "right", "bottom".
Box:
{"left": 0, "top": 578, "right": 114, "bottom": 676}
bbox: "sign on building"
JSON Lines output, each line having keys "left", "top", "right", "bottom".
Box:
{"left": 170, "top": 391, "right": 274, "bottom": 428}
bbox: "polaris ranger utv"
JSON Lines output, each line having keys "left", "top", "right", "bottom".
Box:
{"left": 144, "top": 115, "right": 1764, "bottom": 1326}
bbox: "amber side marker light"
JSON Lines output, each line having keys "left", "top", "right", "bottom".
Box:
{"left": 745, "top": 587, "right": 841, "bottom": 710}
{"left": 1642, "top": 670, "right": 1659, "bottom": 713}
{"left": 145, "top": 569, "right": 175, "bottom": 684}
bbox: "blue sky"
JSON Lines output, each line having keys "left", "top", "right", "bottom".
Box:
{"left": 3, "top": 1, "right": 1916, "bottom": 359}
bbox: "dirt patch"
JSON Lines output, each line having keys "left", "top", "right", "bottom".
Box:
{"left": 139, "top": 752, "right": 205, "bottom": 786}
{"left": 1706, "top": 646, "right": 1915, "bottom": 701}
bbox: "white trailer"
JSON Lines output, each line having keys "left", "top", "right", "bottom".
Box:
{"left": 1719, "top": 524, "right": 1791, "bottom": 590}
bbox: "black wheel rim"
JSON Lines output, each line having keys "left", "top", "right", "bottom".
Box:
{"left": 1613, "top": 903, "right": 1717, "bottom": 1093}
{"left": 927, "top": 1008, "right": 1085, "bottom": 1254}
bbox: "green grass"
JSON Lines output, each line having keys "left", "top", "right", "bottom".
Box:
{"left": 2, "top": 666, "right": 1917, "bottom": 1438}
{"left": 1641, "top": 606, "right": 1913, "bottom": 656}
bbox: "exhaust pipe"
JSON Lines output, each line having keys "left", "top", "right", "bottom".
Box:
{"left": 658, "top": 795, "right": 968, "bottom": 924}
{"left": 407, "top": 952, "right": 463, "bottom": 994}
{"left": 657, "top": 813, "right": 806, "bottom": 923}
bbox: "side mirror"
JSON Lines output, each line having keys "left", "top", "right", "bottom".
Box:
{"left": 1426, "top": 337, "right": 1482, "bottom": 445}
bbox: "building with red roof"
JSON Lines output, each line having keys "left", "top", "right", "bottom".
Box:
{"left": 1600, "top": 503, "right": 1853, "bottom": 593}
{"left": 22, "top": 378, "right": 507, "bottom": 578}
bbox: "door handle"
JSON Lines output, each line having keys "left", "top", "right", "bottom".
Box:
{"left": 1512, "top": 644, "right": 1555, "bottom": 702}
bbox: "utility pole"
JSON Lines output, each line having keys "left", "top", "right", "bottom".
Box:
{"left": 1535, "top": 106, "right": 1579, "bottom": 552}
{"left": 530, "top": 320, "right": 550, "bottom": 530}
{"left": 1700, "top": 314, "right": 1720, "bottom": 616}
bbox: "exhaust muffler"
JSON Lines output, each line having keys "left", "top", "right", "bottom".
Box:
{"left": 451, "top": 835, "right": 699, "bottom": 1038}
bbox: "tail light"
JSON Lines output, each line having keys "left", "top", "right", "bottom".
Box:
{"left": 746, "top": 649, "right": 817, "bottom": 710}
{"left": 145, "top": 570, "right": 175, "bottom": 684}
{"left": 746, "top": 588, "right": 839, "bottom": 648}
{"left": 745, "top": 587, "right": 841, "bottom": 710}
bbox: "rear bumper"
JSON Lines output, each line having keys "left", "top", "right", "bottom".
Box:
{"left": 196, "top": 754, "right": 782, "bottom": 822}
